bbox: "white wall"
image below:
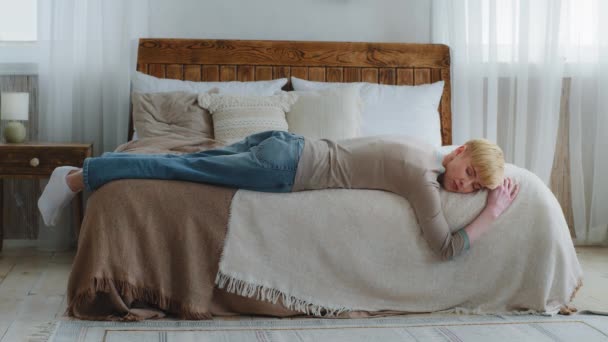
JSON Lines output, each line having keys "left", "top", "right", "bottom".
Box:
{"left": 148, "top": 0, "right": 431, "bottom": 43}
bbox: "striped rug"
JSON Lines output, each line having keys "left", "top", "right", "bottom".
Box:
{"left": 48, "top": 313, "right": 608, "bottom": 342}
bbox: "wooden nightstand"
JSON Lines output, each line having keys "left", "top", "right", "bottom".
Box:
{"left": 0, "top": 142, "right": 93, "bottom": 251}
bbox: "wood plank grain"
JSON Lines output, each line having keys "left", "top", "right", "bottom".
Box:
{"left": 4, "top": 247, "right": 607, "bottom": 340}
{"left": 550, "top": 78, "right": 575, "bottom": 237}
{"left": 148, "top": 64, "right": 165, "bottom": 78}
{"left": 274, "top": 66, "right": 292, "bottom": 90}
{"left": 2, "top": 180, "right": 38, "bottom": 240}
{"left": 29, "top": 261, "right": 72, "bottom": 297}
{"left": 0, "top": 255, "right": 14, "bottom": 281}
{"left": 326, "top": 67, "right": 343, "bottom": 82}
{"left": 414, "top": 68, "right": 431, "bottom": 85}
{"left": 184, "top": 65, "right": 202, "bottom": 81}
{"left": 237, "top": 65, "right": 255, "bottom": 81}
{"left": 0, "top": 257, "right": 49, "bottom": 314}
{"left": 291, "top": 67, "right": 308, "bottom": 80}
{"left": 0, "top": 75, "right": 40, "bottom": 241}
{"left": 0, "top": 257, "right": 50, "bottom": 335}
{"left": 0, "top": 255, "right": 55, "bottom": 340}
{"left": 397, "top": 68, "right": 414, "bottom": 85}
{"left": 0, "top": 180, "right": 2, "bottom": 247}
{"left": 202, "top": 65, "right": 219, "bottom": 81}
{"left": 220, "top": 66, "right": 237, "bottom": 81}
{"left": 138, "top": 39, "right": 450, "bottom": 68}
{"left": 0, "top": 294, "right": 64, "bottom": 342}
{"left": 440, "top": 68, "right": 452, "bottom": 145}
{"left": 361, "top": 68, "right": 378, "bottom": 83}
{"left": 26, "top": 76, "right": 38, "bottom": 140}
{"left": 379, "top": 68, "right": 395, "bottom": 85}
{"left": 136, "top": 63, "right": 148, "bottom": 73}
{"left": 273, "top": 66, "right": 291, "bottom": 79}
{"left": 255, "top": 66, "right": 273, "bottom": 80}
{"left": 308, "top": 67, "right": 326, "bottom": 81}
{"left": 431, "top": 68, "right": 442, "bottom": 83}
{"left": 344, "top": 67, "right": 361, "bottom": 82}
{"left": 166, "top": 64, "right": 183, "bottom": 80}
{"left": 0, "top": 145, "right": 91, "bottom": 177}
{"left": 0, "top": 142, "right": 91, "bottom": 244}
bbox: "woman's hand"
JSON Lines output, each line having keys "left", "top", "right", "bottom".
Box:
{"left": 463, "top": 177, "right": 521, "bottom": 246}
{"left": 485, "top": 177, "right": 520, "bottom": 219}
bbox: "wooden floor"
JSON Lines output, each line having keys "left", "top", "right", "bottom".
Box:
{"left": 0, "top": 244, "right": 606, "bottom": 342}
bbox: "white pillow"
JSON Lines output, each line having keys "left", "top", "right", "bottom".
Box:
{"left": 132, "top": 71, "right": 287, "bottom": 96}
{"left": 291, "top": 77, "right": 444, "bottom": 147}
{"left": 198, "top": 92, "right": 298, "bottom": 144}
{"left": 439, "top": 145, "right": 459, "bottom": 155}
{"left": 287, "top": 87, "right": 362, "bottom": 141}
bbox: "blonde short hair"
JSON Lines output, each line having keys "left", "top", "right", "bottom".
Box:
{"left": 464, "top": 139, "right": 505, "bottom": 190}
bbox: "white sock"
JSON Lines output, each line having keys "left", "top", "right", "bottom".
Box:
{"left": 38, "top": 166, "right": 80, "bottom": 226}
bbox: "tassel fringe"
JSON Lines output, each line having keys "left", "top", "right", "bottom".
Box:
{"left": 68, "top": 277, "right": 212, "bottom": 321}
{"left": 215, "top": 271, "right": 352, "bottom": 317}
{"left": 68, "top": 275, "right": 585, "bottom": 321}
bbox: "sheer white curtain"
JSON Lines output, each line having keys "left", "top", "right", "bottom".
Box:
{"left": 432, "top": 0, "right": 563, "bottom": 184}
{"left": 432, "top": 0, "right": 608, "bottom": 245}
{"left": 564, "top": 0, "right": 608, "bottom": 245}
{"left": 37, "top": 0, "right": 148, "bottom": 154}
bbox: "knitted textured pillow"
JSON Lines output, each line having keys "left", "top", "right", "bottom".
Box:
{"left": 198, "top": 92, "right": 298, "bottom": 144}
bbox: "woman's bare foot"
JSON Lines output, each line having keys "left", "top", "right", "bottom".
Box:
{"left": 66, "top": 169, "right": 84, "bottom": 192}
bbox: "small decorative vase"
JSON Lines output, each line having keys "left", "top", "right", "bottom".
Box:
{"left": 4, "top": 121, "right": 26, "bottom": 143}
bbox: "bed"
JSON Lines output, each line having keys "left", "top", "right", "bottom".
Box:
{"left": 66, "top": 39, "right": 583, "bottom": 321}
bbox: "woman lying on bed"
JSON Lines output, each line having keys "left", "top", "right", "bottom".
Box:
{"left": 38, "top": 130, "right": 519, "bottom": 261}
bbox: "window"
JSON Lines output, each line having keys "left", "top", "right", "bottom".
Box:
{"left": 0, "top": 0, "right": 37, "bottom": 41}
{"left": 560, "top": 0, "right": 598, "bottom": 63}
{"left": 475, "top": 0, "right": 597, "bottom": 63}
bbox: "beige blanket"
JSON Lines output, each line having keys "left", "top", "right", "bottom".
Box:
{"left": 219, "top": 164, "right": 584, "bottom": 316}
{"left": 67, "top": 135, "right": 236, "bottom": 320}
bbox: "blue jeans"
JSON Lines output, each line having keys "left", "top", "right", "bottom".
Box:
{"left": 83, "top": 130, "right": 305, "bottom": 193}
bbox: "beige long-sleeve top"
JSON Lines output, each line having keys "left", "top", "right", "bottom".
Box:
{"left": 292, "top": 135, "right": 470, "bottom": 261}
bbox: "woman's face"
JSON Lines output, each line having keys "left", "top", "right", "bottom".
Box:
{"left": 442, "top": 146, "right": 483, "bottom": 194}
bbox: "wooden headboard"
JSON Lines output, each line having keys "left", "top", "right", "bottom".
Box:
{"left": 134, "top": 38, "right": 452, "bottom": 145}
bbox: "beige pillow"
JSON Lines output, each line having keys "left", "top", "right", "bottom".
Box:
{"left": 286, "top": 87, "right": 362, "bottom": 141}
{"left": 132, "top": 91, "right": 214, "bottom": 139}
{"left": 198, "top": 92, "right": 298, "bottom": 144}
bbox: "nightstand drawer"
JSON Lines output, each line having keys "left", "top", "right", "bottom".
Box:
{"left": 0, "top": 144, "right": 92, "bottom": 176}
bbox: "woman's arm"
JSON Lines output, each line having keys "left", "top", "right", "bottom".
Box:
{"left": 464, "top": 177, "right": 519, "bottom": 245}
